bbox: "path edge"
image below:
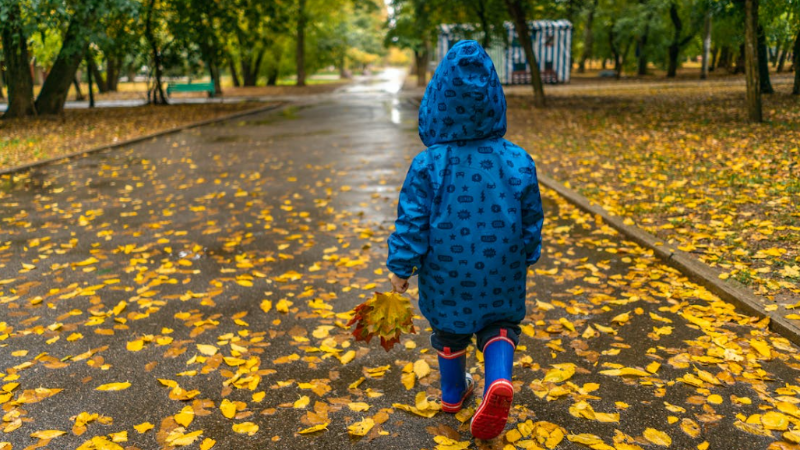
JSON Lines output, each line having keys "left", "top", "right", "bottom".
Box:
{"left": 0, "top": 102, "right": 286, "bottom": 177}
{"left": 537, "top": 172, "right": 800, "bottom": 346}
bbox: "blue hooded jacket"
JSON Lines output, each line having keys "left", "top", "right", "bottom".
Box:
{"left": 387, "top": 40, "right": 544, "bottom": 335}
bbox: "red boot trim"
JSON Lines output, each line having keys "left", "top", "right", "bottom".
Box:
{"left": 437, "top": 348, "right": 467, "bottom": 359}
{"left": 470, "top": 379, "right": 514, "bottom": 440}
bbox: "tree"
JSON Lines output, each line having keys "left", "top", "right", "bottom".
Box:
{"left": 579, "top": 0, "right": 600, "bottom": 73}
{"left": 666, "top": 0, "right": 702, "bottom": 77}
{"left": 745, "top": 0, "right": 761, "bottom": 122}
{"left": 700, "top": 9, "right": 712, "bottom": 78}
{"left": 296, "top": 0, "right": 307, "bottom": 86}
{"left": 0, "top": 1, "right": 36, "bottom": 118}
{"left": 503, "top": 0, "right": 545, "bottom": 107}
{"left": 143, "top": 0, "right": 168, "bottom": 104}
{"left": 793, "top": 28, "right": 800, "bottom": 95}
{"left": 36, "top": 3, "right": 99, "bottom": 115}
{"left": 385, "top": 0, "right": 439, "bottom": 88}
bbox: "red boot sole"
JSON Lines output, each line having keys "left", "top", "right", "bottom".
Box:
{"left": 470, "top": 379, "right": 514, "bottom": 440}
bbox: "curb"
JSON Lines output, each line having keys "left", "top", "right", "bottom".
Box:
{"left": 0, "top": 101, "right": 286, "bottom": 177}
{"left": 537, "top": 173, "right": 800, "bottom": 346}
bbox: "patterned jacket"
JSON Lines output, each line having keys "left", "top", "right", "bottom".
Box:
{"left": 387, "top": 40, "right": 544, "bottom": 334}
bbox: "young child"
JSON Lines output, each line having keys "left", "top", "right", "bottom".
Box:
{"left": 386, "top": 40, "right": 544, "bottom": 440}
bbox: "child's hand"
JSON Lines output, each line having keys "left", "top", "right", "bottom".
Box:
{"left": 389, "top": 273, "right": 409, "bottom": 294}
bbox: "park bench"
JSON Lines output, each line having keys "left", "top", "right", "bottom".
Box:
{"left": 166, "top": 81, "right": 216, "bottom": 97}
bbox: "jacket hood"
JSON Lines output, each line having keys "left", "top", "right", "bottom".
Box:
{"left": 418, "top": 40, "right": 507, "bottom": 147}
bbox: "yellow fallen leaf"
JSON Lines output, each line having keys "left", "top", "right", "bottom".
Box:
{"left": 298, "top": 422, "right": 329, "bottom": 434}
{"left": 413, "top": 359, "right": 431, "bottom": 379}
{"left": 347, "top": 418, "right": 375, "bottom": 436}
{"left": 30, "top": 430, "right": 66, "bottom": 440}
{"left": 681, "top": 418, "right": 700, "bottom": 438}
{"left": 348, "top": 402, "right": 370, "bottom": 412}
{"left": 762, "top": 411, "right": 789, "bottom": 431}
{"left": 174, "top": 405, "right": 194, "bottom": 427}
{"left": 220, "top": 399, "right": 237, "bottom": 419}
{"left": 276, "top": 299, "right": 293, "bottom": 313}
{"left": 643, "top": 428, "right": 672, "bottom": 447}
{"left": 339, "top": 350, "right": 355, "bottom": 365}
{"left": 750, "top": 339, "right": 771, "bottom": 358}
{"left": 260, "top": 300, "right": 272, "bottom": 313}
{"left": 543, "top": 363, "right": 576, "bottom": 383}
{"left": 166, "top": 429, "right": 203, "bottom": 446}
{"left": 433, "top": 435, "right": 471, "bottom": 449}
{"left": 134, "top": 422, "right": 154, "bottom": 434}
{"left": 200, "top": 438, "right": 216, "bottom": 450}
{"left": 95, "top": 382, "right": 131, "bottom": 391}
{"left": 232, "top": 422, "right": 259, "bottom": 435}
{"left": 294, "top": 396, "right": 310, "bottom": 409}
{"left": 196, "top": 344, "right": 218, "bottom": 356}
{"left": 126, "top": 340, "right": 144, "bottom": 352}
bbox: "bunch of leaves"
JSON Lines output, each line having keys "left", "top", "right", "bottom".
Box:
{"left": 347, "top": 291, "right": 416, "bottom": 351}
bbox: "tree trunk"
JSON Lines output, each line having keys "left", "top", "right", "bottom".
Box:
{"left": 700, "top": 11, "right": 711, "bottom": 79}
{"left": 757, "top": 25, "right": 773, "bottom": 94}
{"left": 296, "top": 0, "right": 306, "bottom": 87}
{"left": 72, "top": 75, "right": 84, "bottom": 101}
{"left": 745, "top": 0, "right": 761, "bottom": 122}
{"left": 793, "top": 29, "right": 800, "bottom": 95}
{"left": 267, "top": 67, "right": 279, "bottom": 86}
{"left": 578, "top": 0, "right": 599, "bottom": 73}
{"left": 776, "top": 40, "right": 789, "bottom": 72}
{"left": 709, "top": 46, "right": 719, "bottom": 71}
{"left": 414, "top": 47, "right": 429, "bottom": 87}
{"left": 205, "top": 60, "right": 222, "bottom": 96}
{"left": 667, "top": 1, "right": 682, "bottom": 78}
{"left": 106, "top": 55, "right": 119, "bottom": 91}
{"left": 144, "top": 0, "right": 168, "bottom": 105}
{"left": 718, "top": 46, "right": 730, "bottom": 71}
{"left": 772, "top": 39, "right": 782, "bottom": 68}
{"left": 0, "top": 62, "right": 5, "bottom": 100}
{"left": 88, "top": 53, "right": 108, "bottom": 93}
{"left": 0, "top": 2, "right": 37, "bottom": 118}
{"left": 734, "top": 43, "right": 746, "bottom": 74}
{"left": 36, "top": 12, "right": 93, "bottom": 115}
{"left": 504, "top": 0, "right": 545, "bottom": 107}
{"left": 609, "top": 26, "right": 621, "bottom": 79}
{"left": 229, "top": 58, "right": 241, "bottom": 87}
{"left": 87, "top": 54, "right": 95, "bottom": 108}
{"left": 636, "top": 25, "right": 650, "bottom": 76}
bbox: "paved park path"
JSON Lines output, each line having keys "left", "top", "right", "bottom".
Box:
{"left": 1, "top": 69, "right": 799, "bottom": 450}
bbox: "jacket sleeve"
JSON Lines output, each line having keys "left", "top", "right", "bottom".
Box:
{"left": 522, "top": 161, "right": 544, "bottom": 266}
{"left": 387, "top": 153, "right": 433, "bottom": 278}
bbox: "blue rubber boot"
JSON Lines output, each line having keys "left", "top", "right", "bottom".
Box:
{"left": 470, "top": 329, "right": 515, "bottom": 440}
{"left": 437, "top": 347, "right": 475, "bottom": 413}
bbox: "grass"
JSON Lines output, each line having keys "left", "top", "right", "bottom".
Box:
{"left": 0, "top": 102, "right": 265, "bottom": 171}
{"left": 506, "top": 72, "right": 800, "bottom": 303}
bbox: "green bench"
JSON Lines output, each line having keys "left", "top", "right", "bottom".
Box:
{"left": 166, "top": 81, "right": 216, "bottom": 97}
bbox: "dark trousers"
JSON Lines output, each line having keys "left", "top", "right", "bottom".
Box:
{"left": 430, "top": 320, "right": 521, "bottom": 353}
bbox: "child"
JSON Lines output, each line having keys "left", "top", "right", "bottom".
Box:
{"left": 386, "top": 40, "right": 544, "bottom": 440}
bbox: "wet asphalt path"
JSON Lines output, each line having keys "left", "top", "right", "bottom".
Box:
{"left": 1, "top": 70, "right": 799, "bottom": 450}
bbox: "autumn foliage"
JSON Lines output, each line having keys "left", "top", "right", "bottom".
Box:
{"left": 348, "top": 291, "right": 416, "bottom": 351}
